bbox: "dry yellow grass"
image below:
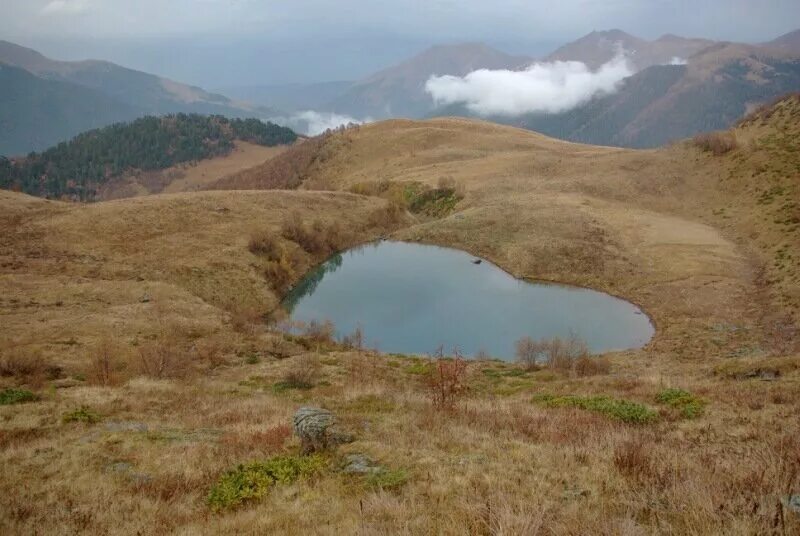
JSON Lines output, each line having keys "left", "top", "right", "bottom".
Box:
{"left": 1, "top": 100, "right": 799, "bottom": 534}
{"left": 97, "top": 141, "right": 289, "bottom": 200}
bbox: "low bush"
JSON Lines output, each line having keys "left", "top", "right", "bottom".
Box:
{"left": 613, "top": 438, "right": 653, "bottom": 481}
{"left": 366, "top": 468, "right": 409, "bottom": 491}
{"left": 426, "top": 348, "right": 469, "bottom": 411}
{"left": 693, "top": 131, "right": 738, "bottom": 156}
{"left": 367, "top": 200, "right": 406, "bottom": 229}
{"left": 274, "top": 355, "right": 319, "bottom": 392}
{"left": 281, "top": 212, "right": 349, "bottom": 258}
{"left": 0, "top": 388, "right": 38, "bottom": 405}
{"left": 515, "top": 334, "right": 606, "bottom": 376}
{"left": 339, "top": 326, "right": 364, "bottom": 350}
{"left": 656, "top": 388, "right": 705, "bottom": 418}
{"left": 248, "top": 230, "right": 284, "bottom": 262}
{"left": 207, "top": 454, "right": 327, "bottom": 511}
{"left": 62, "top": 406, "right": 102, "bottom": 424}
{"left": 532, "top": 394, "right": 658, "bottom": 424}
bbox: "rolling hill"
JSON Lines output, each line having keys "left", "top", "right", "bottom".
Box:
{"left": 0, "top": 40, "right": 281, "bottom": 155}
{"left": 0, "top": 114, "right": 296, "bottom": 200}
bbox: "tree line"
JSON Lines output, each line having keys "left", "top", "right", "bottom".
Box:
{"left": 0, "top": 114, "right": 297, "bottom": 200}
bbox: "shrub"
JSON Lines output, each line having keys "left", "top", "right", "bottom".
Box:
{"left": 366, "top": 468, "right": 409, "bottom": 491}
{"left": 656, "top": 388, "right": 705, "bottom": 419}
{"left": 367, "top": 200, "right": 406, "bottom": 229}
{"left": 340, "top": 326, "right": 364, "bottom": 350}
{"left": 613, "top": 438, "right": 652, "bottom": 481}
{"left": 0, "top": 388, "right": 38, "bottom": 405}
{"left": 302, "top": 320, "right": 336, "bottom": 344}
{"left": 248, "top": 230, "right": 284, "bottom": 262}
{"left": 280, "top": 212, "right": 349, "bottom": 257}
{"left": 0, "top": 348, "right": 51, "bottom": 386}
{"left": 532, "top": 394, "right": 658, "bottom": 424}
{"left": 426, "top": 347, "right": 469, "bottom": 411}
{"left": 207, "top": 454, "right": 327, "bottom": 511}
{"left": 138, "top": 328, "right": 190, "bottom": 379}
{"left": 515, "top": 334, "right": 605, "bottom": 376}
{"left": 62, "top": 406, "right": 101, "bottom": 424}
{"left": 274, "top": 355, "right": 318, "bottom": 392}
{"left": 693, "top": 131, "right": 738, "bottom": 156}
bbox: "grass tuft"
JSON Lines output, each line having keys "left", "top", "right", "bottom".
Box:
{"left": 62, "top": 406, "right": 102, "bottom": 424}
{"left": 0, "top": 388, "right": 38, "bottom": 405}
{"left": 365, "top": 468, "right": 409, "bottom": 491}
{"left": 207, "top": 454, "right": 327, "bottom": 511}
{"left": 532, "top": 394, "right": 658, "bottom": 424}
{"left": 656, "top": 388, "right": 705, "bottom": 418}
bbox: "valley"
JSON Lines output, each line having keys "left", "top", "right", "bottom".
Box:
{"left": 1, "top": 94, "right": 798, "bottom": 533}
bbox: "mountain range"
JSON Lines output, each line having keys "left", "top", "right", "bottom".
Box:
{"left": 0, "top": 40, "right": 277, "bottom": 155}
{"left": 2, "top": 28, "right": 799, "bottom": 155}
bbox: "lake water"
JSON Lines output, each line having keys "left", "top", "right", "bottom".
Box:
{"left": 282, "top": 241, "right": 654, "bottom": 359}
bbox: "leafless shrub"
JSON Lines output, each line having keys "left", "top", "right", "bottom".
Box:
{"left": 230, "top": 306, "right": 265, "bottom": 334}
{"left": 194, "top": 338, "right": 228, "bottom": 370}
{"left": 367, "top": 200, "right": 406, "bottom": 229}
{"left": 693, "top": 131, "right": 738, "bottom": 156}
{"left": 88, "top": 337, "right": 126, "bottom": 386}
{"left": 301, "top": 319, "right": 336, "bottom": 344}
{"left": 0, "top": 347, "right": 52, "bottom": 386}
{"left": 340, "top": 325, "right": 364, "bottom": 350}
{"left": 613, "top": 437, "right": 653, "bottom": 482}
{"left": 248, "top": 230, "right": 283, "bottom": 261}
{"left": 515, "top": 334, "right": 607, "bottom": 376}
{"left": 282, "top": 355, "right": 319, "bottom": 388}
{"left": 280, "top": 212, "right": 349, "bottom": 257}
{"left": 138, "top": 326, "right": 190, "bottom": 379}
{"left": 427, "top": 347, "right": 469, "bottom": 412}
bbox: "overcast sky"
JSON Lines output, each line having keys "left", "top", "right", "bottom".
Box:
{"left": 3, "top": 0, "right": 799, "bottom": 86}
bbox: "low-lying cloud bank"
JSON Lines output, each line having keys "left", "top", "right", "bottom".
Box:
{"left": 425, "top": 54, "right": 633, "bottom": 116}
{"left": 276, "top": 111, "right": 371, "bottom": 136}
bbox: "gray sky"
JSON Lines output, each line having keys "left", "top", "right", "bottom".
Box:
{"left": 3, "top": 0, "right": 799, "bottom": 86}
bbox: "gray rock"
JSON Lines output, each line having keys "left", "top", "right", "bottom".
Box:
{"left": 342, "top": 453, "right": 382, "bottom": 474}
{"left": 784, "top": 495, "right": 800, "bottom": 514}
{"left": 293, "top": 407, "right": 352, "bottom": 454}
{"left": 105, "top": 421, "right": 148, "bottom": 433}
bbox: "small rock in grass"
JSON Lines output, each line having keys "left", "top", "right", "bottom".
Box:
{"left": 342, "top": 454, "right": 382, "bottom": 475}
{"left": 293, "top": 407, "right": 353, "bottom": 454}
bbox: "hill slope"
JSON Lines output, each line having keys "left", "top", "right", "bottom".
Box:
{"left": 0, "top": 114, "right": 296, "bottom": 200}
{"left": 0, "top": 40, "right": 280, "bottom": 154}
{"left": 0, "top": 64, "right": 142, "bottom": 156}
{"left": 435, "top": 45, "right": 800, "bottom": 147}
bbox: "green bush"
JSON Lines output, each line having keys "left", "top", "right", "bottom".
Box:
{"left": 0, "top": 388, "right": 37, "bottom": 405}
{"left": 62, "top": 406, "right": 102, "bottom": 424}
{"left": 208, "top": 455, "right": 327, "bottom": 511}
{"left": 532, "top": 394, "right": 657, "bottom": 424}
{"left": 366, "top": 468, "right": 409, "bottom": 491}
{"left": 656, "top": 388, "right": 705, "bottom": 418}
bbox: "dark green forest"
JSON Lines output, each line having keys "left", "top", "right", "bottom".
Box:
{"left": 0, "top": 114, "right": 297, "bottom": 200}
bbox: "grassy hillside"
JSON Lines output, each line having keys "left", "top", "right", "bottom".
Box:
{"left": 0, "top": 105, "right": 798, "bottom": 533}
{"left": 0, "top": 114, "right": 297, "bottom": 200}
{"left": 0, "top": 64, "right": 142, "bottom": 156}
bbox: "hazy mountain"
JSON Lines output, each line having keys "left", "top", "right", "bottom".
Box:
{"left": 0, "top": 40, "right": 285, "bottom": 154}
{"left": 762, "top": 29, "right": 800, "bottom": 54}
{"left": 220, "top": 81, "right": 353, "bottom": 113}
{"left": 545, "top": 29, "right": 715, "bottom": 70}
{"left": 434, "top": 43, "right": 800, "bottom": 148}
{"left": 0, "top": 63, "right": 143, "bottom": 155}
{"left": 328, "top": 43, "right": 531, "bottom": 119}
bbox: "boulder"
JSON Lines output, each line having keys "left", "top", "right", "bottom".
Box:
{"left": 293, "top": 407, "right": 339, "bottom": 454}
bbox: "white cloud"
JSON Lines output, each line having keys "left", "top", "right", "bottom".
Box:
{"left": 425, "top": 54, "right": 633, "bottom": 116}
{"left": 668, "top": 56, "right": 688, "bottom": 65}
{"left": 41, "top": 0, "right": 91, "bottom": 15}
{"left": 294, "top": 111, "right": 371, "bottom": 136}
